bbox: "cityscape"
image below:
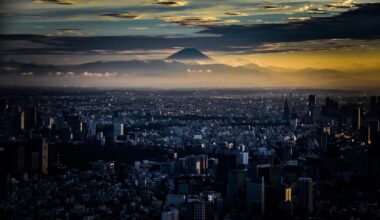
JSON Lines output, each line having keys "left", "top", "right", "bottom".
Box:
{"left": 1, "top": 0, "right": 380, "bottom": 219}
{"left": 0, "top": 88, "right": 379, "bottom": 219}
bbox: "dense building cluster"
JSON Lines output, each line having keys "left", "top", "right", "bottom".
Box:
{"left": 0, "top": 88, "right": 379, "bottom": 219}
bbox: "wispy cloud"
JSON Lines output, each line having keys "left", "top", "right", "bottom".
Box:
{"left": 49, "top": 28, "right": 89, "bottom": 36}
{"left": 225, "top": 11, "right": 248, "bottom": 16}
{"left": 326, "top": 0, "right": 356, "bottom": 9}
{"left": 287, "top": 17, "right": 311, "bottom": 22}
{"left": 100, "top": 13, "right": 140, "bottom": 20}
{"left": 262, "top": 5, "right": 290, "bottom": 10}
{"left": 161, "top": 15, "right": 239, "bottom": 26}
{"left": 154, "top": 0, "right": 188, "bottom": 7}
{"left": 33, "top": 0, "right": 75, "bottom": 5}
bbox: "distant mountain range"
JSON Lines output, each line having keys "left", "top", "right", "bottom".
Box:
{"left": 1, "top": 48, "right": 379, "bottom": 89}
{"left": 167, "top": 48, "right": 213, "bottom": 63}
{"left": 0, "top": 48, "right": 259, "bottom": 76}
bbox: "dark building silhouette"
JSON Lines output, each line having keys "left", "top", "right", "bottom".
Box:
{"left": 227, "top": 169, "right": 245, "bottom": 206}
{"left": 352, "top": 107, "right": 362, "bottom": 130}
{"left": 322, "top": 97, "right": 339, "bottom": 117}
{"left": 26, "top": 138, "right": 49, "bottom": 175}
{"left": 284, "top": 97, "right": 290, "bottom": 124}
{"left": 308, "top": 95, "right": 316, "bottom": 123}
{"left": 297, "top": 177, "right": 313, "bottom": 213}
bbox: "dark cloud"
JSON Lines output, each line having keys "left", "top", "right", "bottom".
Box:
{"left": 306, "top": 8, "right": 327, "bottom": 14}
{"left": 100, "top": 13, "right": 140, "bottom": 19}
{"left": 56, "top": 28, "right": 81, "bottom": 31}
{"left": 161, "top": 15, "right": 224, "bottom": 26}
{"left": 225, "top": 11, "right": 248, "bottom": 16}
{"left": 154, "top": 0, "right": 188, "bottom": 7}
{"left": 326, "top": 1, "right": 356, "bottom": 9}
{"left": 33, "top": 0, "right": 75, "bottom": 5}
{"left": 263, "top": 5, "right": 289, "bottom": 10}
{"left": 1, "top": 4, "right": 379, "bottom": 55}
{"left": 200, "top": 4, "right": 380, "bottom": 44}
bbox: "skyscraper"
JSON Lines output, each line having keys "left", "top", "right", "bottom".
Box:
{"left": 297, "top": 177, "right": 313, "bottom": 213}
{"left": 246, "top": 176, "right": 265, "bottom": 215}
{"left": 192, "top": 201, "right": 206, "bottom": 220}
{"left": 20, "top": 111, "right": 25, "bottom": 130}
{"left": 227, "top": 169, "right": 245, "bottom": 206}
{"left": 162, "top": 208, "right": 179, "bottom": 220}
{"left": 113, "top": 120, "right": 124, "bottom": 140}
{"left": 308, "top": 95, "right": 316, "bottom": 123}
{"left": 353, "top": 107, "right": 361, "bottom": 130}
{"left": 27, "top": 138, "right": 49, "bottom": 175}
{"left": 284, "top": 97, "right": 290, "bottom": 124}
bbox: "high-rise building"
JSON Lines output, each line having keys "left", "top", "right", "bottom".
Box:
{"left": 162, "top": 208, "right": 179, "bottom": 220}
{"left": 257, "top": 164, "right": 271, "bottom": 184}
{"left": 87, "top": 120, "right": 97, "bottom": 137}
{"left": 192, "top": 201, "right": 206, "bottom": 220}
{"left": 237, "top": 152, "right": 249, "bottom": 165}
{"left": 353, "top": 107, "right": 361, "bottom": 130}
{"left": 370, "top": 96, "right": 378, "bottom": 111}
{"left": 308, "top": 95, "right": 316, "bottom": 123}
{"left": 323, "top": 97, "right": 339, "bottom": 117}
{"left": 113, "top": 120, "right": 124, "bottom": 139}
{"left": 308, "top": 95, "right": 316, "bottom": 108}
{"left": 20, "top": 111, "right": 25, "bottom": 130}
{"left": 215, "top": 153, "right": 236, "bottom": 184}
{"left": 0, "top": 147, "right": 7, "bottom": 196}
{"left": 297, "top": 177, "right": 313, "bottom": 213}
{"left": 227, "top": 169, "right": 245, "bottom": 206}
{"left": 282, "top": 144, "right": 293, "bottom": 161}
{"left": 27, "top": 138, "right": 49, "bottom": 175}
{"left": 285, "top": 187, "right": 292, "bottom": 202}
{"left": 183, "top": 155, "right": 208, "bottom": 175}
{"left": 246, "top": 176, "right": 265, "bottom": 215}
{"left": 284, "top": 97, "right": 290, "bottom": 124}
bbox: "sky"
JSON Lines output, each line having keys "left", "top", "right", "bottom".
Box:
{"left": 0, "top": 0, "right": 380, "bottom": 88}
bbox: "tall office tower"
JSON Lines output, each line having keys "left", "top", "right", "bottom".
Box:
{"left": 192, "top": 201, "right": 206, "bottom": 220}
{"left": 297, "top": 177, "right": 313, "bottom": 213}
{"left": 25, "top": 107, "right": 38, "bottom": 130}
{"left": 227, "top": 169, "right": 245, "bottom": 206}
{"left": 320, "top": 130, "right": 329, "bottom": 150}
{"left": 284, "top": 97, "right": 290, "bottom": 124}
{"left": 113, "top": 120, "right": 124, "bottom": 139}
{"left": 207, "top": 158, "right": 218, "bottom": 176}
{"left": 20, "top": 111, "right": 25, "bottom": 130}
{"left": 323, "top": 97, "right": 339, "bottom": 117}
{"left": 370, "top": 96, "right": 378, "bottom": 110}
{"left": 87, "top": 120, "right": 97, "bottom": 137}
{"left": 198, "top": 154, "right": 209, "bottom": 174}
{"left": 0, "top": 147, "right": 7, "bottom": 196}
{"left": 184, "top": 155, "right": 206, "bottom": 175}
{"left": 282, "top": 144, "right": 293, "bottom": 161}
{"left": 308, "top": 95, "right": 316, "bottom": 108}
{"left": 161, "top": 208, "right": 179, "bottom": 220}
{"left": 285, "top": 187, "right": 292, "bottom": 202}
{"left": 368, "top": 126, "right": 372, "bottom": 145}
{"left": 257, "top": 164, "right": 271, "bottom": 184}
{"left": 215, "top": 153, "right": 236, "bottom": 184}
{"left": 352, "top": 107, "right": 361, "bottom": 130}
{"left": 308, "top": 95, "right": 316, "bottom": 122}
{"left": 28, "top": 138, "right": 49, "bottom": 175}
{"left": 68, "top": 115, "right": 81, "bottom": 139}
{"left": 237, "top": 152, "right": 249, "bottom": 166}
{"left": 246, "top": 176, "right": 265, "bottom": 215}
